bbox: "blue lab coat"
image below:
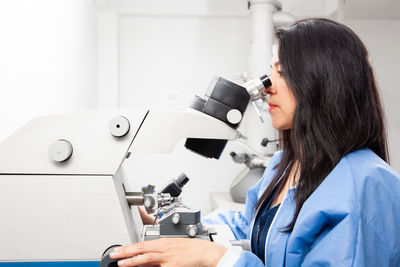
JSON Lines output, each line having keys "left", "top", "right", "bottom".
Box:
{"left": 203, "top": 148, "right": 400, "bottom": 266}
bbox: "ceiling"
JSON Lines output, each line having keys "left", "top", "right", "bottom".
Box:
{"left": 95, "top": 0, "right": 400, "bottom": 20}
{"left": 344, "top": 0, "right": 400, "bottom": 20}
{"left": 280, "top": 0, "right": 400, "bottom": 20}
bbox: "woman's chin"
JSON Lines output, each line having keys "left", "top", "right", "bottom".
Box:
{"left": 272, "top": 123, "right": 292, "bottom": 131}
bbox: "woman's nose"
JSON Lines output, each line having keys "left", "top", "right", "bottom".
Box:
{"left": 264, "top": 85, "right": 277, "bottom": 95}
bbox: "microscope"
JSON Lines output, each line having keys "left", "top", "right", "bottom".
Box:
{"left": 0, "top": 75, "right": 271, "bottom": 265}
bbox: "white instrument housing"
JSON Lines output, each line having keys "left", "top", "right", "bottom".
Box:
{"left": 0, "top": 108, "right": 239, "bottom": 262}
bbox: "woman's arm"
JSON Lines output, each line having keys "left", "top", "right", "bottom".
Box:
{"left": 202, "top": 177, "right": 263, "bottom": 240}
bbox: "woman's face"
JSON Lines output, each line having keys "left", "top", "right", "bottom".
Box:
{"left": 266, "top": 49, "right": 297, "bottom": 130}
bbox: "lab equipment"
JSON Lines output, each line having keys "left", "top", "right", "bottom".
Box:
{"left": 100, "top": 175, "right": 216, "bottom": 267}
{"left": 185, "top": 75, "right": 272, "bottom": 158}
{"left": 245, "top": 74, "right": 272, "bottom": 123}
{"left": 161, "top": 172, "right": 189, "bottom": 197}
{"left": 0, "top": 108, "right": 237, "bottom": 265}
{"left": 185, "top": 76, "right": 250, "bottom": 159}
{"left": 127, "top": 175, "right": 215, "bottom": 240}
{"left": 0, "top": 75, "right": 271, "bottom": 265}
{"left": 229, "top": 137, "right": 278, "bottom": 203}
{"left": 245, "top": 74, "right": 271, "bottom": 101}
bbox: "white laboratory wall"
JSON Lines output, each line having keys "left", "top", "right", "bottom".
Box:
{"left": 118, "top": 16, "right": 250, "bottom": 110}
{"left": 0, "top": 0, "right": 97, "bottom": 143}
{"left": 346, "top": 20, "right": 400, "bottom": 172}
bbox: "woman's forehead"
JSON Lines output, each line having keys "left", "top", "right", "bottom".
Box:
{"left": 271, "top": 50, "right": 280, "bottom": 67}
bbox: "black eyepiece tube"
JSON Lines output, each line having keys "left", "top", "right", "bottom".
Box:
{"left": 260, "top": 74, "right": 272, "bottom": 89}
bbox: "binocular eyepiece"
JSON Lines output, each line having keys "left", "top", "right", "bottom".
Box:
{"left": 245, "top": 74, "right": 272, "bottom": 101}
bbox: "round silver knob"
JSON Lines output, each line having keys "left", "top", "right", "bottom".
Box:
{"left": 171, "top": 213, "right": 180, "bottom": 224}
{"left": 143, "top": 196, "right": 155, "bottom": 209}
{"left": 186, "top": 225, "right": 198, "bottom": 238}
{"left": 49, "top": 140, "right": 73, "bottom": 162}
{"left": 226, "top": 109, "right": 242, "bottom": 124}
{"left": 109, "top": 116, "right": 130, "bottom": 137}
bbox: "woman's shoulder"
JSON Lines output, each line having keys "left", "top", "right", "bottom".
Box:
{"left": 340, "top": 148, "right": 400, "bottom": 185}
{"left": 291, "top": 149, "right": 400, "bottom": 266}
{"left": 314, "top": 148, "right": 400, "bottom": 209}
{"left": 306, "top": 148, "right": 400, "bottom": 210}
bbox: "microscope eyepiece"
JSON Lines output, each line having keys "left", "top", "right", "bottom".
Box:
{"left": 260, "top": 74, "right": 272, "bottom": 89}
{"left": 245, "top": 74, "right": 272, "bottom": 100}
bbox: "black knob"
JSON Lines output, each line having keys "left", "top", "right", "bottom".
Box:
{"left": 261, "top": 138, "right": 278, "bottom": 147}
{"left": 99, "top": 245, "right": 121, "bottom": 267}
{"left": 261, "top": 138, "right": 269, "bottom": 147}
{"left": 161, "top": 173, "right": 190, "bottom": 197}
{"left": 176, "top": 173, "right": 189, "bottom": 187}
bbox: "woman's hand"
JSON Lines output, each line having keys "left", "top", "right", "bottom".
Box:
{"left": 138, "top": 206, "right": 157, "bottom": 225}
{"left": 110, "top": 238, "right": 227, "bottom": 267}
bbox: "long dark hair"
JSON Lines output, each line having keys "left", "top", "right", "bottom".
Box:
{"left": 256, "top": 18, "right": 389, "bottom": 231}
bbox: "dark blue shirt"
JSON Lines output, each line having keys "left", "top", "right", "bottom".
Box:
{"left": 251, "top": 186, "right": 281, "bottom": 264}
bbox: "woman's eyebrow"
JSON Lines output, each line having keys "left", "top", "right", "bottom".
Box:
{"left": 270, "top": 61, "right": 280, "bottom": 69}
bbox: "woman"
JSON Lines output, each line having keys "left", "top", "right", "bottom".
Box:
{"left": 110, "top": 18, "right": 400, "bottom": 266}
